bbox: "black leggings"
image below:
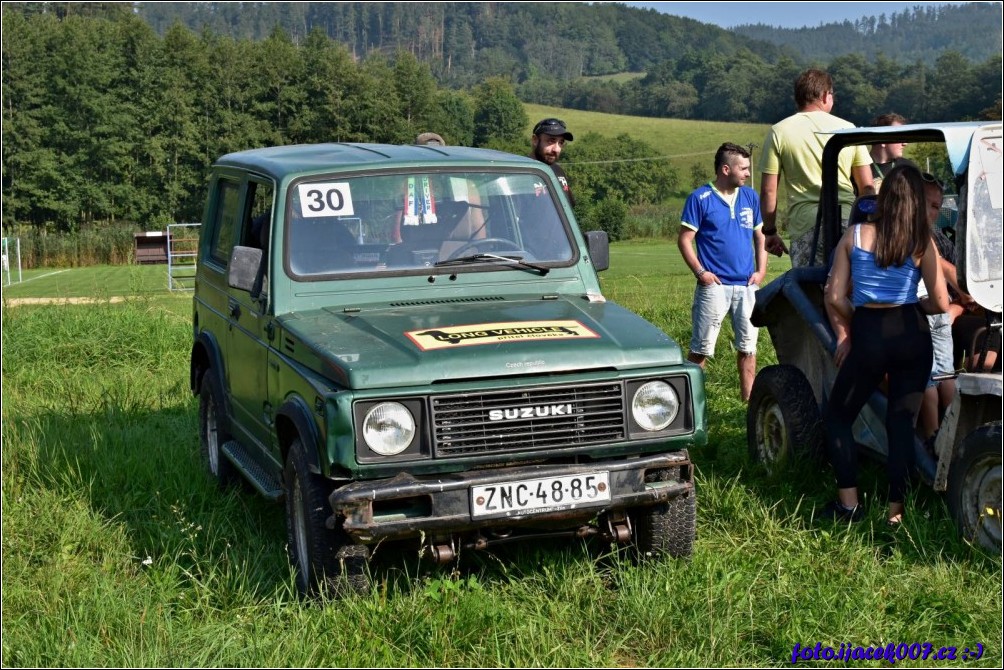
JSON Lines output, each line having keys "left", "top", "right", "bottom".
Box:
{"left": 825, "top": 304, "right": 932, "bottom": 503}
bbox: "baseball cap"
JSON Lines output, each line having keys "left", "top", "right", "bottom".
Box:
{"left": 415, "top": 132, "right": 446, "bottom": 146}
{"left": 532, "top": 118, "right": 573, "bottom": 141}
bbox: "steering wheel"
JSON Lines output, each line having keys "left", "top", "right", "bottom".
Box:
{"left": 446, "top": 237, "right": 526, "bottom": 260}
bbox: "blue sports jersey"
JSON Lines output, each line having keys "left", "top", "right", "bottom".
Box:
{"left": 681, "top": 183, "right": 762, "bottom": 284}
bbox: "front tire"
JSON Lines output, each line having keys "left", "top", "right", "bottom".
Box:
{"left": 632, "top": 468, "right": 696, "bottom": 559}
{"left": 284, "top": 439, "right": 370, "bottom": 598}
{"left": 946, "top": 422, "right": 1002, "bottom": 552}
{"left": 747, "top": 364, "right": 824, "bottom": 476}
{"left": 199, "top": 372, "right": 238, "bottom": 488}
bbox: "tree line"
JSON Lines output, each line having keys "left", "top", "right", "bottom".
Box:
{"left": 1, "top": 9, "right": 518, "bottom": 231}
{"left": 1, "top": 3, "right": 999, "bottom": 237}
{"left": 535, "top": 48, "right": 1001, "bottom": 127}
{"left": 2, "top": 7, "right": 677, "bottom": 235}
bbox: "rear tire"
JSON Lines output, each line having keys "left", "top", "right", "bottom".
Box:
{"left": 284, "top": 439, "right": 370, "bottom": 598}
{"left": 747, "top": 364, "right": 824, "bottom": 476}
{"left": 199, "top": 372, "right": 238, "bottom": 488}
{"left": 946, "top": 422, "right": 1002, "bottom": 552}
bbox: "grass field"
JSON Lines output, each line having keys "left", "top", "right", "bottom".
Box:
{"left": 522, "top": 103, "right": 775, "bottom": 223}
{"left": 524, "top": 103, "right": 770, "bottom": 182}
{"left": 1, "top": 264, "right": 179, "bottom": 300}
{"left": 2, "top": 248, "right": 1000, "bottom": 667}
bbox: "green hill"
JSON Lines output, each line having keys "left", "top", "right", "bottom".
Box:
{"left": 524, "top": 103, "right": 771, "bottom": 181}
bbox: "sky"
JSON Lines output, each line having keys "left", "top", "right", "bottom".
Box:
{"left": 622, "top": 1, "right": 971, "bottom": 29}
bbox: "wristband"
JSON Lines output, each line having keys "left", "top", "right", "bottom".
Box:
{"left": 762, "top": 227, "right": 777, "bottom": 236}
{"left": 696, "top": 268, "right": 707, "bottom": 279}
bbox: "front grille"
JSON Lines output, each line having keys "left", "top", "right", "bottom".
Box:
{"left": 431, "top": 382, "right": 625, "bottom": 457}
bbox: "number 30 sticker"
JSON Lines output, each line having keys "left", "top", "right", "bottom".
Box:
{"left": 297, "top": 182, "right": 354, "bottom": 218}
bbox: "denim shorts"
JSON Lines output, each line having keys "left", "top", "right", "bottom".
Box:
{"left": 689, "top": 282, "right": 759, "bottom": 356}
{"left": 928, "top": 311, "right": 954, "bottom": 382}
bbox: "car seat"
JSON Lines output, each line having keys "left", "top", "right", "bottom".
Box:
{"left": 438, "top": 200, "right": 487, "bottom": 259}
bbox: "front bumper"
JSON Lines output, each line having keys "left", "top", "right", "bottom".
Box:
{"left": 327, "top": 451, "right": 692, "bottom": 543}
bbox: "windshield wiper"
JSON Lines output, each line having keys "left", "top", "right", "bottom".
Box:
{"left": 433, "top": 253, "right": 549, "bottom": 275}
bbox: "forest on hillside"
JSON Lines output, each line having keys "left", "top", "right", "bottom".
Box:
{"left": 2, "top": 7, "right": 678, "bottom": 234}
{"left": 734, "top": 2, "right": 1002, "bottom": 65}
{"left": 8, "top": 2, "right": 1001, "bottom": 127}
{"left": 1, "top": 2, "right": 1001, "bottom": 235}
{"left": 134, "top": 1, "right": 1004, "bottom": 125}
{"left": 134, "top": 2, "right": 1003, "bottom": 72}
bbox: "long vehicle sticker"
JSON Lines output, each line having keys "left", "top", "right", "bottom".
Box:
{"left": 406, "top": 320, "right": 600, "bottom": 350}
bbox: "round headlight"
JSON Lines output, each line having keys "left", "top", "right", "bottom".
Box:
{"left": 362, "top": 402, "right": 416, "bottom": 455}
{"left": 631, "top": 381, "right": 679, "bottom": 431}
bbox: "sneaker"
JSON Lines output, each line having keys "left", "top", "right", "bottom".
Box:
{"left": 821, "top": 500, "right": 865, "bottom": 522}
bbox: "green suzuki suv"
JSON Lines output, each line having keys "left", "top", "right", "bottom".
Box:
{"left": 190, "top": 142, "right": 706, "bottom": 597}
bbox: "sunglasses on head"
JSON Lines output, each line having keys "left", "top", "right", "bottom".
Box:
{"left": 921, "top": 172, "right": 945, "bottom": 190}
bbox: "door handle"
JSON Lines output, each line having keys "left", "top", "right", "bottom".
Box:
{"left": 229, "top": 300, "right": 241, "bottom": 320}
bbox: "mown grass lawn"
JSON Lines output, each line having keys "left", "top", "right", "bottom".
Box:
{"left": 2, "top": 245, "right": 1000, "bottom": 667}
{"left": 1, "top": 263, "right": 178, "bottom": 300}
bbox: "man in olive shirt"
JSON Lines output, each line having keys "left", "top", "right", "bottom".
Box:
{"left": 759, "top": 69, "right": 874, "bottom": 267}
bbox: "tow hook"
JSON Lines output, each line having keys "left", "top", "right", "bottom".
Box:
{"left": 604, "top": 512, "right": 633, "bottom": 544}
{"left": 428, "top": 539, "right": 456, "bottom": 564}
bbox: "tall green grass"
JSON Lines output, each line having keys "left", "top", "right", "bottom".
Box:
{"left": 2, "top": 250, "right": 1000, "bottom": 667}
{"left": 5, "top": 222, "right": 142, "bottom": 269}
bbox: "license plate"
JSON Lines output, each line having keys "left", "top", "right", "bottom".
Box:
{"left": 470, "top": 472, "right": 611, "bottom": 519}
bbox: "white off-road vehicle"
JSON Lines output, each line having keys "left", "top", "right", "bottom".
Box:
{"left": 747, "top": 122, "right": 1001, "bottom": 551}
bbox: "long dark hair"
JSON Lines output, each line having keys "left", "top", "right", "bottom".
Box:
{"left": 873, "top": 164, "right": 930, "bottom": 267}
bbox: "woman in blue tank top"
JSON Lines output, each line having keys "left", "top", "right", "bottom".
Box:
{"left": 823, "top": 164, "right": 950, "bottom": 526}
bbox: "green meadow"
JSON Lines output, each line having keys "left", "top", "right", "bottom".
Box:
{"left": 523, "top": 103, "right": 774, "bottom": 226}
{"left": 2, "top": 245, "right": 999, "bottom": 667}
{"left": 524, "top": 102, "right": 771, "bottom": 179}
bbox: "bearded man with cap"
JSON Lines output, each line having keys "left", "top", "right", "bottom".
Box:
{"left": 530, "top": 118, "right": 575, "bottom": 207}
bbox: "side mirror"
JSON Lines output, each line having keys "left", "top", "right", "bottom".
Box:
{"left": 585, "top": 231, "right": 610, "bottom": 271}
{"left": 228, "top": 245, "right": 263, "bottom": 293}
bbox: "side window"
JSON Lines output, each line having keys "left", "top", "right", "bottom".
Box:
{"left": 242, "top": 181, "right": 275, "bottom": 251}
{"left": 228, "top": 180, "right": 276, "bottom": 298}
{"left": 210, "top": 179, "right": 241, "bottom": 265}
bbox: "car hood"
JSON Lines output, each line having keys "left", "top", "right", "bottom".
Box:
{"left": 279, "top": 297, "right": 682, "bottom": 389}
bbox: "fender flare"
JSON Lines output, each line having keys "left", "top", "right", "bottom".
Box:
{"left": 276, "top": 396, "right": 324, "bottom": 475}
{"left": 191, "top": 331, "right": 228, "bottom": 402}
{"left": 191, "top": 331, "right": 238, "bottom": 438}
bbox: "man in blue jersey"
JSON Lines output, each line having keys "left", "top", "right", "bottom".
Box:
{"left": 678, "top": 142, "right": 768, "bottom": 402}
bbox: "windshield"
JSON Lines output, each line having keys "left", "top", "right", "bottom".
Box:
{"left": 285, "top": 170, "right": 574, "bottom": 277}
{"left": 962, "top": 126, "right": 1003, "bottom": 312}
